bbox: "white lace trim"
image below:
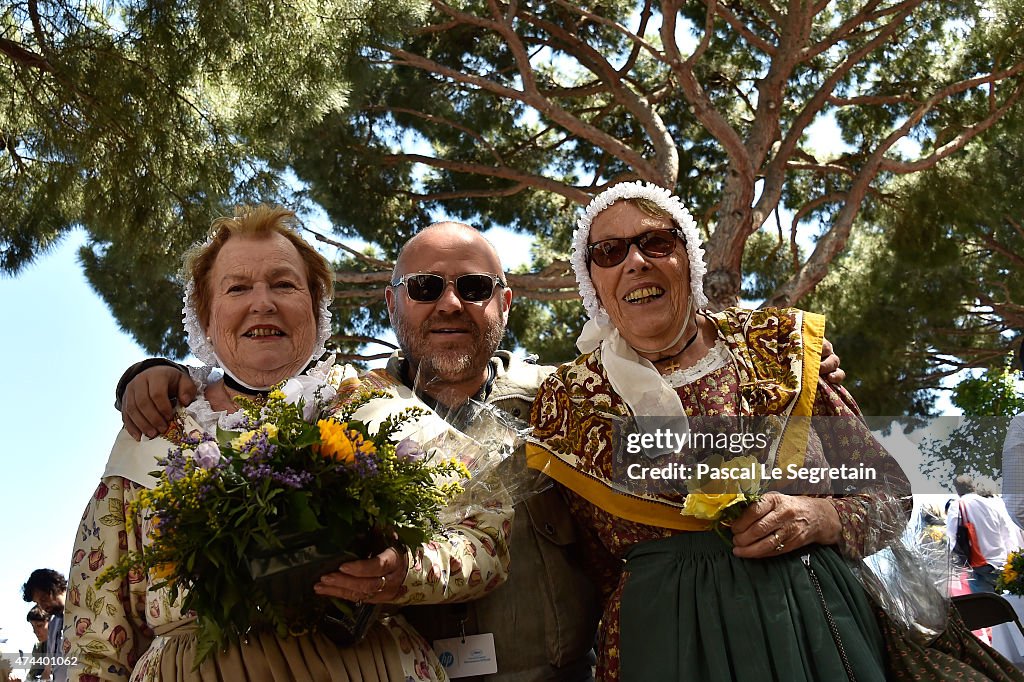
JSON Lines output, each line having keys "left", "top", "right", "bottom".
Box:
{"left": 181, "top": 355, "right": 342, "bottom": 433}
{"left": 182, "top": 392, "right": 248, "bottom": 433}
{"left": 661, "top": 338, "right": 730, "bottom": 388}
{"left": 571, "top": 181, "right": 708, "bottom": 323}
{"left": 187, "top": 365, "right": 215, "bottom": 391}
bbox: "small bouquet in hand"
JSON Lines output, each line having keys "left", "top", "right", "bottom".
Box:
{"left": 682, "top": 454, "right": 763, "bottom": 539}
{"left": 99, "top": 378, "right": 468, "bottom": 663}
{"left": 997, "top": 550, "right": 1024, "bottom": 595}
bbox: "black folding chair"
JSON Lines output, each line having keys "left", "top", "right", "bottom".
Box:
{"left": 952, "top": 592, "right": 1024, "bottom": 638}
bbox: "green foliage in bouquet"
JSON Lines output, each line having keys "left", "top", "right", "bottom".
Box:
{"left": 98, "top": 384, "right": 468, "bottom": 663}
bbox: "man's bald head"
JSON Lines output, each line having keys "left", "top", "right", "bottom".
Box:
{"left": 386, "top": 221, "right": 512, "bottom": 399}
{"left": 393, "top": 221, "right": 505, "bottom": 280}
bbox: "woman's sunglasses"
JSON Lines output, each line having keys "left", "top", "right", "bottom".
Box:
{"left": 391, "top": 272, "right": 506, "bottom": 303}
{"left": 587, "top": 228, "right": 684, "bottom": 268}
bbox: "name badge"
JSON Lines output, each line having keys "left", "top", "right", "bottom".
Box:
{"left": 432, "top": 633, "right": 498, "bottom": 678}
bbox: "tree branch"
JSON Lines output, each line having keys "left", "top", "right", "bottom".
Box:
{"left": 754, "top": 1, "right": 920, "bottom": 224}
{"left": 0, "top": 37, "right": 52, "bottom": 71}
{"left": 512, "top": 5, "right": 678, "bottom": 183}
{"left": 804, "top": 0, "right": 920, "bottom": 61}
{"left": 397, "top": 183, "right": 530, "bottom": 202}
{"left": 386, "top": 42, "right": 662, "bottom": 181}
{"left": 973, "top": 232, "right": 1024, "bottom": 269}
{"left": 381, "top": 151, "right": 592, "bottom": 203}
{"left": 715, "top": 2, "right": 777, "bottom": 55}
{"left": 362, "top": 104, "right": 505, "bottom": 166}
{"left": 882, "top": 73, "right": 1024, "bottom": 173}
{"left": 303, "top": 227, "right": 394, "bottom": 270}
{"left": 661, "top": 0, "right": 751, "bottom": 177}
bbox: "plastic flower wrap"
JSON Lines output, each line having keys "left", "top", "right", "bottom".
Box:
{"left": 98, "top": 381, "right": 470, "bottom": 663}
{"left": 854, "top": 487, "right": 948, "bottom": 645}
{"left": 997, "top": 550, "right": 1024, "bottom": 595}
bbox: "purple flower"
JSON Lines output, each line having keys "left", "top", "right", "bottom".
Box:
{"left": 271, "top": 469, "right": 314, "bottom": 489}
{"left": 165, "top": 459, "right": 185, "bottom": 482}
{"left": 194, "top": 441, "right": 222, "bottom": 469}
{"left": 395, "top": 438, "right": 425, "bottom": 462}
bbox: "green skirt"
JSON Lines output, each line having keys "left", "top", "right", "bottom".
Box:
{"left": 620, "top": 532, "right": 886, "bottom": 682}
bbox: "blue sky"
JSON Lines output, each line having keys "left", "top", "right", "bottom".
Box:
{"left": 0, "top": 231, "right": 149, "bottom": 655}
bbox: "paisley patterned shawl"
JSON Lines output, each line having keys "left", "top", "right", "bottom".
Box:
{"left": 526, "top": 307, "right": 825, "bottom": 530}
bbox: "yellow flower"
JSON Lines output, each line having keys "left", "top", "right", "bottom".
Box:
{"left": 231, "top": 424, "right": 277, "bottom": 450}
{"left": 268, "top": 389, "right": 286, "bottom": 401}
{"left": 150, "top": 562, "right": 176, "bottom": 582}
{"left": 345, "top": 428, "right": 376, "bottom": 456}
{"left": 231, "top": 430, "right": 258, "bottom": 450}
{"left": 682, "top": 492, "right": 747, "bottom": 521}
{"left": 316, "top": 420, "right": 356, "bottom": 462}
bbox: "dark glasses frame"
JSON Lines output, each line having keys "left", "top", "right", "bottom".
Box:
{"left": 390, "top": 272, "right": 507, "bottom": 303}
{"left": 586, "top": 228, "right": 685, "bottom": 268}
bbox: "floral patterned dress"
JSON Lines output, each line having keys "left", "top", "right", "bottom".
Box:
{"left": 64, "top": 384, "right": 512, "bottom": 682}
{"left": 528, "top": 308, "right": 910, "bottom": 681}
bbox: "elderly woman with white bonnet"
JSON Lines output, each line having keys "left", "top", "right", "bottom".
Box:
{"left": 64, "top": 205, "right": 511, "bottom": 681}
{"left": 526, "top": 181, "right": 1021, "bottom": 681}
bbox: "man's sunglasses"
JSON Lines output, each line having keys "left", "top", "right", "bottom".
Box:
{"left": 587, "top": 228, "right": 684, "bottom": 268}
{"left": 391, "top": 272, "right": 506, "bottom": 303}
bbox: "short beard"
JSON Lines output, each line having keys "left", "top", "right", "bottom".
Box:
{"left": 394, "top": 312, "right": 504, "bottom": 389}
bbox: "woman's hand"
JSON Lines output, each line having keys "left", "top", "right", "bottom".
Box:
{"left": 730, "top": 493, "right": 841, "bottom": 559}
{"left": 314, "top": 547, "right": 408, "bottom": 603}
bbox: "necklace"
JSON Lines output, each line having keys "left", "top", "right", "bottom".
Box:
{"left": 653, "top": 325, "right": 701, "bottom": 373}
{"left": 223, "top": 373, "right": 271, "bottom": 399}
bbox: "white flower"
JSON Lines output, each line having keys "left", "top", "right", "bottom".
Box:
{"left": 194, "top": 441, "right": 222, "bottom": 469}
{"left": 280, "top": 376, "right": 337, "bottom": 421}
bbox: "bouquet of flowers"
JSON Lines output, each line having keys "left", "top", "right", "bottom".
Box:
{"left": 997, "top": 549, "right": 1024, "bottom": 595}
{"left": 99, "top": 377, "right": 469, "bottom": 663}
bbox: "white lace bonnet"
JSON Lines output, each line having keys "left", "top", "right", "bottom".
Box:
{"left": 182, "top": 214, "right": 333, "bottom": 369}
{"left": 570, "top": 180, "right": 708, "bottom": 327}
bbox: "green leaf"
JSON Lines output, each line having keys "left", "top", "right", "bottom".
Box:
{"left": 285, "top": 492, "right": 323, "bottom": 533}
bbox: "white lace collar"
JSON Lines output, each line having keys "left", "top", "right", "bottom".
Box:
{"left": 661, "top": 338, "right": 730, "bottom": 388}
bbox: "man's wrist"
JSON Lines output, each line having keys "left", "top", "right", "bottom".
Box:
{"left": 114, "top": 358, "right": 187, "bottom": 410}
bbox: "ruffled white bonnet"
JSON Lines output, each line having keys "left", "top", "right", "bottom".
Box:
{"left": 570, "top": 180, "right": 708, "bottom": 327}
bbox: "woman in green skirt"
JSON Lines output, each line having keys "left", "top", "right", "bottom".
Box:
{"left": 527, "top": 181, "right": 1022, "bottom": 681}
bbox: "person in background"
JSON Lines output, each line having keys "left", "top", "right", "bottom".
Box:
{"left": 26, "top": 607, "right": 50, "bottom": 681}
{"left": 948, "top": 475, "right": 1024, "bottom": 593}
{"left": 1, "top": 627, "right": 16, "bottom": 682}
{"left": 20, "top": 569, "right": 66, "bottom": 682}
